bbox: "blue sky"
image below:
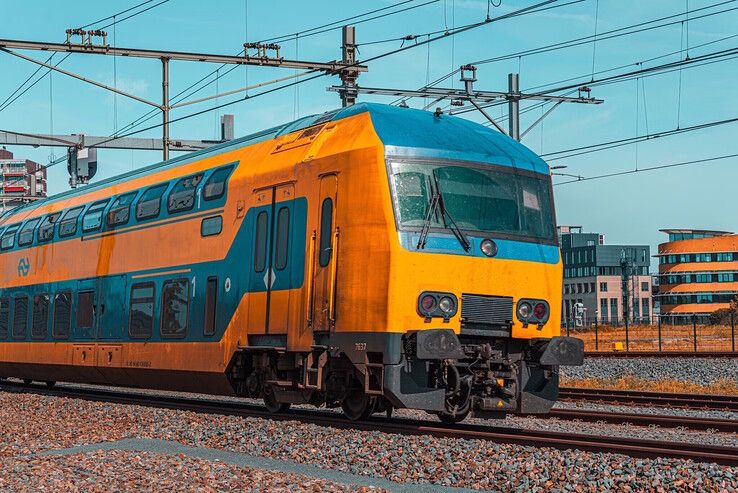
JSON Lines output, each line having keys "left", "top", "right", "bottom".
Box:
{"left": 1, "top": 0, "right": 737, "bottom": 260}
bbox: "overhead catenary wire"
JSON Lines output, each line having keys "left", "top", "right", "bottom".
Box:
{"left": 38, "top": 0, "right": 564, "bottom": 171}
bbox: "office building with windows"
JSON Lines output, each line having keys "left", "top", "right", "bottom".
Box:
{"left": 559, "top": 226, "right": 652, "bottom": 325}
{"left": 0, "top": 147, "right": 46, "bottom": 213}
{"left": 656, "top": 229, "right": 738, "bottom": 323}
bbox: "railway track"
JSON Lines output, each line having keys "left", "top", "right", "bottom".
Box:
{"left": 560, "top": 387, "right": 738, "bottom": 412}
{"left": 0, "top": 381, "right": 736, "bottom": 466}
{"left": 584, "top": 351, "right": 738, "bottom": 358}
{"left": 545, "top": 408, "right": 737, "bottom": 433}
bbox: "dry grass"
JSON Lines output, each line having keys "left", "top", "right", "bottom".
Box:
{"left": 568, "top": 323, "right": 736, "bottom": 352}
{"left": 562, "top": 375, "right": 738, "bottom": 395}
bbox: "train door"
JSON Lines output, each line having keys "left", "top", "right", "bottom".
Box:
{"left": 96, "top": 275, "right": 126, "bottom": 340}
{"left": 74, "top": 279, "right": 97, "bottom": 339}
{"left": 247, "top": 183, "right": 295, "bottom": 335}
{"left": 310, "top": 174, "right": 338, "bottom": 332}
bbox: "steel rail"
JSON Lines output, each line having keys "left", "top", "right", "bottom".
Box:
{"left": 0, "top": 382, "right": 735, "bottom": 466}
{"left": 544, "top": 408, "right": 738, "bottom": 433}
{"left": 560, "top": 387, "right": 738, "bottom": 411}
{"left": 584, "top": 351, "right": 738, "bottom": 358}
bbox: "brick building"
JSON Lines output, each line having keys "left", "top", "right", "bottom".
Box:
{"left": 0, "top": 147, "right": 46, "bottom": 213}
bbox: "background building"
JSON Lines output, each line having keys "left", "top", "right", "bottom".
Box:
{"left": 656, "top": 229, "right": 738, "bottom": 323}
{"left": 0, "top": 147, "right": 46, "bottom": 213}
{"left": 560, "top": 226, "right": 652, "bottom": 325}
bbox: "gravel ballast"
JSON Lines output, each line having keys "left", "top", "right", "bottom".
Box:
{"left": 560, "top": 356, "right": 738, "bottom": 384}
{"left": 0, "top": 389, "right": 736, "bottom": 492}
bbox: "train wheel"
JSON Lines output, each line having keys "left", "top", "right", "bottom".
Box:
{"left": 341, "top": 378, "right": 375, "bottom": 421}
{"left": 262, "top": 383, "right": 290, "bottom": 414}
{"left": 45, "top": 381, "right": 56, "bottom": 388}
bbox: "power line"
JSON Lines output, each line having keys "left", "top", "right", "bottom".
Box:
{"left": 553, "top": 153, "right": 738, "bottom": 186}
{"left": 0, "top": 0, "right": 170, "bottom": 114}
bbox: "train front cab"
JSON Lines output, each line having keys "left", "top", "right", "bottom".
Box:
{"left": 368, "top": 155, "right": 584, "bottom": 421}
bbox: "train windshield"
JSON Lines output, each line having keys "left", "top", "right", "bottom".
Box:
{"left": 390, "top": 161, "right": 556, "bottom": 243}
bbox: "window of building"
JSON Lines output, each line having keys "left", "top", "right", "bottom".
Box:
{"left": 254, "top": 211, "right": 268, "bottom": 273}
{"left": 275, "top": 207, "right": 290, "bottom": 271}
{"left": 59, "top": 206, "right": 84, "bottom": 237}
{"left": 37, "top": 212, "right": 61, "bottom": 242}
{"left": 18, "top": 218, "right": 40, "bottom": 246}
{"left": 204, "top": 277, "right": 218, "bottom": 336}
{"left": 203, "top": 165, "right": 234, "bottom": 201}
{"left": 201, "top": 216, "right": 222, "bottom": 237}
{"left": 0, "top": 297, "right": 8, "bottom": 339}
{"left": 161, "top": 279, "right": 189, "bottom": 338}
{"left": 695, "top": 274, "right": 711, "bottom": 283}
{"left": 107, "top": 193, "right": 137, "bottom": 227}
{"left": 610, "top": 298, "right": 618, "bottom": 323}
{"left": 319, "top": 198, "right": 333, "bottom": 267}
{"left": 589, "top": 282, "right": 595, "bottom": 292}
{"left": 52, "top": 291, "right": 71, "bottom": 339}
{"left": 129, "top": 283, "right": 155, "bottom": 339}
{"left": 136, "top": 184, "right": 168, "bottom": 220}
{"left": 599, "top": 282, "right": 607, "bottom": 292}
{"left": 31, "top": 293, "right": 49, "bottom": 339}
{"left": 641, "top": 298, "right": 649, "bottom": 320}
{"left": 76, "top": 291, "right": 95, "bottom": 329}
{"left": 600, "top": 298, "right": 608, "bottom": 322}
{"left": 564, "top": 284, "right": 570, "bottom": 294}
{"left": 641, "top": 282, "right": 649, "bottom": 292}
{"left": 0, "top": 224, "right": 20, "bottom": 250}
{"left": 12, "top": 295, "right": 28, "bottom": 340}
{"left": 168, "top": 173, "right": 203, "bottom": 213}
{"left": 576, "top": 283, "right": 582, "bottom": 294}
{"left": 82, "top": 200, "right": 110, "bottom": 232}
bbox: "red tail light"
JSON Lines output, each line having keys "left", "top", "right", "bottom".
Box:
{"left": 534, "top": 302, "right": 547, "bottom": 320}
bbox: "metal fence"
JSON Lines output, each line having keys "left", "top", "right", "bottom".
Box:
{"left": 563, "top": 313, "right": 737, "bottom": 353}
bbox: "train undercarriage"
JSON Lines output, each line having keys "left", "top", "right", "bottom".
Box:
{"left": 229, "top": 330, "right": 584, "bottom": 421}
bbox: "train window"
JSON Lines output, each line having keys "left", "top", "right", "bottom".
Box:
{"left": 204, "top": 276, "right": 218, "bottom": 336}
{"left": 31, "top": 293, "right": 49, "bottom": 339}
{"left": 59, "top": 206, "right": 84, "bottom": 237}
{"left": 52, "top": 291, "right": 71, "bottom": 340}
{"left": 82, "top": 200, "right": 110, "bottom": 232}
{"left": 275, "top": 207, "right": 290, "bottom": 271}
{"left": 0, "top": 225, "right": 19, "bottom": 250}
{"left": 0, "top": 297, "right": 9, "bottom": 339}
{"left": 201, "top": 216, "right": 222, "bottom": 237}
{"left": 203, "top": 165, "right": 234, "bottom": 201}
{"left": 76, "top": 291, "right": 95, "bottom": 329}
{"left": 107, "top": 192, "right": 137, "bottom": 227}
{"left": 319, "top": 198, "right": 333, "bottom": 267}
{"left": 12, "top": 295, "right": 28, "bottom": 340}
{"left": 161, "top": 279, "right": 189, "bottom": 338}
{"left": 18, "top": 218, "right": 40, "bottom": 246}
{"left": 38, "top": 212, "right": 61, "bottom": 243}
{"left": 254, "top": 211, "right": 268, "bottom": 273}
{"left": 136, "top": 184, "right": 168, "bottom": 221}
{"left": 168, "top": 173, "right": 203, "bottom": 213}
{"left": 129, "top": 283, "right": 155, "bottom": 339}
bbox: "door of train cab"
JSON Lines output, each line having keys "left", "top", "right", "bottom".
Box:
{"left": 247, "top": 183, "right": 296, "bottom": 336}
{"left": 309, "top": 174, "right": 338, "bottom": 332}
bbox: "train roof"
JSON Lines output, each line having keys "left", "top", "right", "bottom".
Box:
{"left": 2, "top": 102, "right": 548, "bottom": 221}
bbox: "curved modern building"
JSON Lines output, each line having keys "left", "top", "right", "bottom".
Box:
{"left": 656, "top": 229, "right": 738, "bottom": 323}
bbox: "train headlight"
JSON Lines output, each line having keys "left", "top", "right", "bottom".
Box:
{"left": 438, "top": 296, "right": 455, "bottom": 314}
{"left": 517, "top": 301, "right": 532, "bottom": 320}
{"left": 480, "top": 238, "right": 497, "bottom": 257}
{"left": 534, "top": 302, "right": 548, "bottom": 321}
{"left": 418, "top": 292, "right": 458, "bottom": 321}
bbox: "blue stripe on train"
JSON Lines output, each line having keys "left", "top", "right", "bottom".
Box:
{"left": 0, "top": 197, "right": 307, "bottom": 344}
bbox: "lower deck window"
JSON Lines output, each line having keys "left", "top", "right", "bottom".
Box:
{"left": 161, "top": 279, "right": 189, "bottom": 338}
{"left": 52, "top": 292, "right": 72, "bottom": 339}
{"left": 12, "top": 295, "right": 28, "bottom": 340}
{"left": 0, "top": 297, "right": 9, "bottom": 339}
{"left": 31, "top": 293, "right": 49, "bottom": 339}
{"left": 130, "top": 283, "right": 155, "bottom": 339}
{"left": 76, "top": 291, "right": 95, "bottom": 329}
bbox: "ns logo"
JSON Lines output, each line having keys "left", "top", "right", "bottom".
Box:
{"left": 17, "top": 257, "right": 30, "bottom": 277}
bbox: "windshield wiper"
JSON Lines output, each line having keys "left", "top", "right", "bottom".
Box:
{"left": 416, "top": 171, "right": 471, "bottom": 252}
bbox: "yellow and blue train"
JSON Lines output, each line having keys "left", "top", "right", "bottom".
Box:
{"left": 0, "top": 103, "right": 582, "bottom": 421}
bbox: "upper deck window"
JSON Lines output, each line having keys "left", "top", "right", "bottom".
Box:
{"left": 59, "top": 206, "right": 84, "bottom": 237}
{"left": 18, "top": 218, "right": 40, "bottom": 246}
{"left": 168, "top": 173, "right": 203, "bottom": 213}
{"left": 82, "top": 199, "right": 110, "bottom": 232}
{"left": 389, "top": 161, "right": 556, "bottom": 244}
{"left": 0, "top": 225, "right": 19, "bottom": 250}
{"left": 38, "top": 212, "right": 61, "bottom": 242}
{"left": 136, "top": 184, "right": 168, "bottom": 220}
{"left": 203, "top": 166, "right": 233, "bottom": 201}
{"left": 107, "top": 193, "right": 137, "bottom": 227}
